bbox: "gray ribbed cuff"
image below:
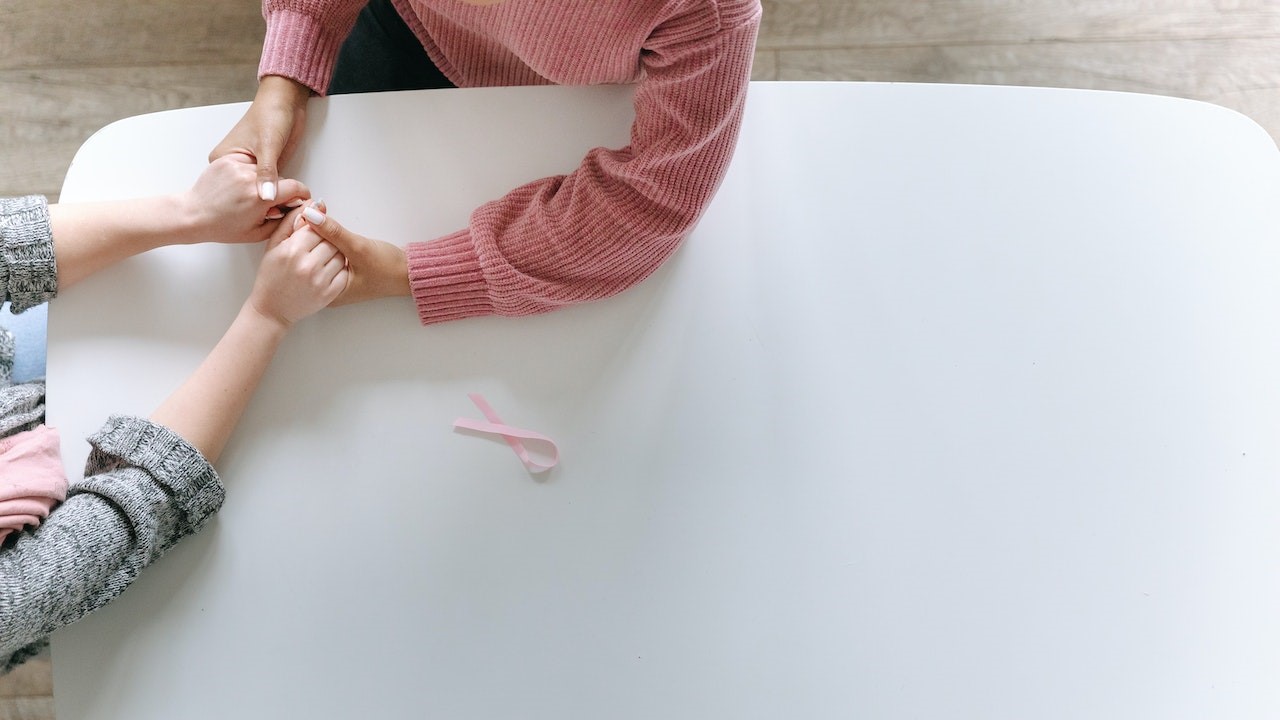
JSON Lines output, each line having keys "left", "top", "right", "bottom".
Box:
{"left": 0, "top": 196, "right": 58, "bottom": 313}
{"left": 83, "top": 415, "right": 225, "bottom": 534}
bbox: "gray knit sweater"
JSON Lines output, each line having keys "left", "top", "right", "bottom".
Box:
{"left": 0, "top": 196, "right": 225, "bottom": 673}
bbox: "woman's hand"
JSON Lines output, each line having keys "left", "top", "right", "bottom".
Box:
{"left": 209, "top": 75, "right": 311, "bottom": 203}
{"left": 49, "top": 157, "right": 310, "bottom": 290}
{"left": 295, "top": 204, "right": 412, "bottom": 306}
{"left": 151, "top": 208, "right": 347, "bottom": 465}
{"left": 179, "top": 152, "right": 311, "bottom": 245}
{"left": 248, "top": 220, "right": 350, "bottom": 329}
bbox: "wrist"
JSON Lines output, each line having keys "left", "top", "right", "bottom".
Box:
{"left": 258, "top": 75, "right": 311, "bottom": 109}
{"left": 377, "top": 244, "right": 412, "bottom": 298}
{"left": 240, "top": 298, "right": 294, "bottom": 339}
{"left": 168, "top": 191, "right": 209, "bottom": 246}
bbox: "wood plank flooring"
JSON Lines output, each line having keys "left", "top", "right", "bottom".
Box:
{"left": 0, "top": 0, "right": 262, "bottom": 199}
{"left": 2, "top": 1, "right": 1278, "bottom": 718}
{"left": 754, "top": 2, "right": 1280, "bottom": 145}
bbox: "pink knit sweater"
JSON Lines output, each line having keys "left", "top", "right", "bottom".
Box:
{"left": 259, "top": 0, "right": 760, "bottom": 325}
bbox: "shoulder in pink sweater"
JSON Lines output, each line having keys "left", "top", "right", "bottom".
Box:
{"left": 260, "top": 0, "right": 761, "bottom": 325}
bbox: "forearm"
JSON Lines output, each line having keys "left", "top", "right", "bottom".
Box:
{"left": 48, "top": 195, "right": 200, "bottom": 290}
{"left": 152, "top": 221, "right": 346, "bottom": 459}
{"left": 149, "top": 303, "right": 289, "bottom": 464}
{"left": 0, "top": 491, "right": 136, "bottom": 665}
{"left": 0, "top": 416, "right": 222, "bottom": 671}
{"left": 257, "top": 74, "right": 312, "bottom": 108}
{"left": 404, "top": 9, "right": 758, "bottom": 326}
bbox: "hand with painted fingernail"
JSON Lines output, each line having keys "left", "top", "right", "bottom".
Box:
{"left": 291, "top": 198, "right": 327, "bottom": 231}
{"left": 295, "top": 203, "right": 411, "bottom": 307}
{"left": 179, "top": 152, "right": 312, "bottom": 245}
{"left": 209, "top": 75, "right": 310, "bottom": 205}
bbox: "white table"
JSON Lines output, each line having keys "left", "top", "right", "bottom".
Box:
{"left": 49, "top": 82, "right": 1280, "bottom": 719}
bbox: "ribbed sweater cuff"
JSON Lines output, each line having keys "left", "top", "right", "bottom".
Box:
{"left": 406, "top": 231, "right": 494, "bottom": 326}
{"left": 81, "top": 415, "right": 224, "bottom": 533}
{"left": 0, "top": 195, "right": 57, "bottom": 313}
{"left": 259, "top": 9, "right": 347, "bottom": 95}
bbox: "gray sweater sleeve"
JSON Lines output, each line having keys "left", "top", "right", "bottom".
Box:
{"left": 0, "top": 414, "right": 225, "bottom": 672}
{"left": 0, "top": 195, "right": 58, "bottom": 312}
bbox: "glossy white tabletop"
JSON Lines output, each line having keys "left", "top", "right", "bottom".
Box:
{"left": 50, "top": 82, "right": 1280, "bottom": 719}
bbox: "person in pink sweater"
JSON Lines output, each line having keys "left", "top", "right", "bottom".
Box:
{"left": 211, "top": 0, "right": 761, "bottom": 326}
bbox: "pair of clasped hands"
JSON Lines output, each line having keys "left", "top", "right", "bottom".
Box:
{"left": 168, "top": 151, "right": 348, "bottom": 332}
{"left": 209, "top": 76, "right": 411, "bottom": 312}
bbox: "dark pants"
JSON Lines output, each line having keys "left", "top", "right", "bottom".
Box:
{"left": 329, "top": 0, "right": 455, "bottom": 94}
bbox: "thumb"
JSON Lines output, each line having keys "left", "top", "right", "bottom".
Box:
{"left": 300, "top": 206, "right": 362, "bottom": 258}
{"left": 255, "top": 139, "right": 283, "bottom": 202}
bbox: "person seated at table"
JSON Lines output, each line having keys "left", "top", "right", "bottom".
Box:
{"left": 211, "top": 0, "right": 761, "bottom": 323}
{"left": 0, "top": 157, "right": 347, "bottom": 673}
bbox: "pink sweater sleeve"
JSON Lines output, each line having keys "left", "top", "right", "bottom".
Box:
{"left": 407, "top": 0, "right": 762, "bottom": 325}
{"left": 259, "top": 0, "right": 367, "bottom": 93}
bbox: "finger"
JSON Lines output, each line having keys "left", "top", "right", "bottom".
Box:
{"left": 286, "top": 225, "right": 325, "bottom": 253}
{"left": 301, "top": 203, "right": 326, "bottom": 228}
{"left": 274, "top": 178, "right": 311, "bottom": 207}
{"left": 267, "top": 206, "right": 308, "bottom": 250}
{"left": 274, "top": 200, "right": 305, "bottom": 222}
{"left": 300, "top": 207, "right": 363, "bottom": 259}
{"left": 318, "top": 252, "right": 347, "bottom": 287}
{"left": 258, "top": 170, "right": 278, "bottom": 202}
{"left": 293, "top": 198, "right": 324, "bottom": 231}
{"left": 308, "top": 239, "right": 341, "bottom": 267}
{"left": 255, "top": 136, "right": 284, "bottom": 202}
{"left": 327, "top": 267, "right": 352, "bottom": 302}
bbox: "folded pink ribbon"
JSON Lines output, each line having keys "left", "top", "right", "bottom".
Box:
{"left": 0, "top": 425, "right": 68, "bottom": 543}
{"left": 453, "top": 394, "right": 559, "bottom": 474}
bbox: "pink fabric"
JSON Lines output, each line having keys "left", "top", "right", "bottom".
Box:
{"left": 260, "top": 0, "right": 761, "bottom": 326}
{"left": 0, "top": 426, "right": 68, "bottom": 543}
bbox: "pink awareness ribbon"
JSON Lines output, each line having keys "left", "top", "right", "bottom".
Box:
{"left": 453, "top": 394, "right": 559, "bottom": 474}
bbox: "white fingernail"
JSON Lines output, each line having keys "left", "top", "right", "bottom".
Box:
{"left": 260, "top": 181, "right": 277, "bottom": 202}
{"left": 265, "top": 210, "right": 285, "bottom": 220}
{"left": 302, "top": 206, "right": 325, "bottom": 225}
{"left": 285, "top": 199, "right": 305, "bottom": 207}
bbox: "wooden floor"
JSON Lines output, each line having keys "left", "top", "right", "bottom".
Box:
{"left": 2, "top": 1, "right": 1278, "bottom": 717}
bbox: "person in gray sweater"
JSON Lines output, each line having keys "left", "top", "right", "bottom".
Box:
{"left": 0, "top": 155, "right": 346, "bottom": 672}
